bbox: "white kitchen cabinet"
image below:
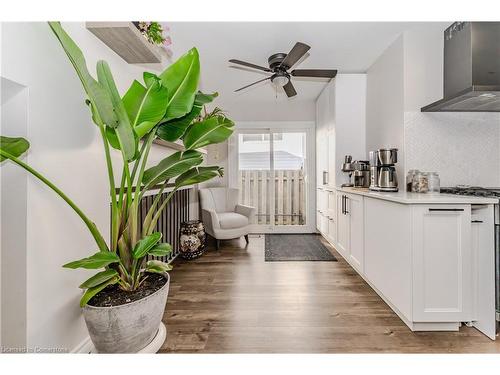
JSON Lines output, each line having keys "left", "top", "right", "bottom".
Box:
{"left": 315, "top": 74, "right": 366, "bottom": 190}
{"left": 327, "top": 189, "right": 336, "bottom": 218}
{"left": 321, "top": 188, "right": 496, "bottom": 338}
{"left": 336, "top": 193, "right": 349, "bottom": 258}
{"left": 471, "top": 205, "right": 496, "bottom": 339}
{"left": 325, "top": 189, "right": 337, "bottom": 243}
{"left": 346, "top": 193, "right": 364, "bottom": 273}
{"left": 316, "top": 188, "right": 328, "bottom": 234}
{"left": 364, "top": 197, "right": 412, "bottom": 320}
{"left": 411, "top": 205, "right": 473, "bottom": 322}
{"left": 328, "top": 216, "right": 337, "bottom": 244}
{"left": 335, "top": 192, "right": 364, "bottom": 272}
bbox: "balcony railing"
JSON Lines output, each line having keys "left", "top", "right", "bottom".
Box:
{"left": 239, "top": 169, "right": 305, "bottom": 225}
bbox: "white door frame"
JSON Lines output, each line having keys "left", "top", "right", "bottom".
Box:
{"left": 228, "top": 121, "right": 316, "bottom": 234}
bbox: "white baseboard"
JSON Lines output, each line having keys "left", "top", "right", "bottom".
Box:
{"left": 71, "top": 335, "right": 93, "bottom": 354}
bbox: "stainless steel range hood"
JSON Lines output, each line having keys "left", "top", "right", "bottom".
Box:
{"left": 421, "top": 22, "right": 500, "bottom": 112}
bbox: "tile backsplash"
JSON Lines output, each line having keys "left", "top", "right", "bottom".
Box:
{"left": 404, "top": 111, "right": 500, "bottom": 188}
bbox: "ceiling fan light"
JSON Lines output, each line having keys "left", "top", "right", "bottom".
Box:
{"left": 271, "top": 75, "right": 290, "bottom": 87}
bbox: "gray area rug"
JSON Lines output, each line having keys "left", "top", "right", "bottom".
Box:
{"left": 265, "top": 234, "right": 337, "bottom": 262}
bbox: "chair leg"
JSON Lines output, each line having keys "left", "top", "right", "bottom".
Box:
{"left": 244, "top": 234, "right": 249, "bottom": 244}
{"left": 216, "top": 239, "right": 221, "bottom": 250}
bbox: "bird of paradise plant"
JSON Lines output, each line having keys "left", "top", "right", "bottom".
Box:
{"left": 0, "top": 22, "right": 234, "bottom": 307}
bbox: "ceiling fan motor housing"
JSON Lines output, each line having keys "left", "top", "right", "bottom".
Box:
{"left": 268, "top": 53, "right": 288, "bottom": 70}
{"left": 230, "top": 42, "right": 336, "bottom": 97}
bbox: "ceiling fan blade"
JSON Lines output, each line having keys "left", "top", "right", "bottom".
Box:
{"left": 234, "top": 76, "right": 272, "bottom": 92}
{"left": 280, "top": 42, "right": 311, "bottom": 69}
{"left": 291, "top": 69, "right": 338, "bottom": 78}
{"left": 229, "top": 59, "right": 272, "bottom": 72}
{"left": 283, "top": 80, "right": 297, "bottom": 97}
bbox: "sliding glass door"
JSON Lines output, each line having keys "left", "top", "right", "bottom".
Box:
{"left": 230, "top": 127, "right": 313, "bottom": 233}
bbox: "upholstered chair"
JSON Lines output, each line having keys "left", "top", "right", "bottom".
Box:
{"left": 198, "top": 187, "right": 255, "bottom": 250}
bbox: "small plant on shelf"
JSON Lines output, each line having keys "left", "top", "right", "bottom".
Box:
{"left": 134, "top": 21, "right": 172, "bottom": 47}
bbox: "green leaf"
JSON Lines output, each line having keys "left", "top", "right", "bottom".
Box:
{"left": 145, "top": 260, "right": 172, "bottom": 274}
{"left": 154, "top": 91, "right": 218, "bottom": 143}
{"left": 105, "top": 127, "right": 121, "bottom": 150}
{"left": 142, "top": 150, "right": 203, "bottom": 187}
{"left": 79, "top": 269, "right": 118, "bottom": 289}
{"left": 122, "top": 74, "right": 169, "bottom": 139}
{"left": 156, "top": 105, "right": 202, "bottom": 142}
{"left": 63, "top": 251, "right": 120, "bottom": 269}
{"left": 194, "top": 91, "right": 218, "bottom": 106}
{"left": 0, "top": 136, "right": 30, "bottom": 162}
{"left": 96, "top": 60, "right": 137, "bottom": 161}
{"left": 48, "top": 22, "right": 118, "bottom": 128}
{"left": 182, "top": 116, "right": 234, "bottom": 150}
{"left": 80, "top": 276, "right": 119, "bottom": 307}
{"left": 132, "top": 232, "right": 162, "bottom": 259}
{"left": 159, "top": 48, "right": 200, "bottom": 122}
{"left": 175, "top": 166, "right": 224, "bottom": 188}
{"left": 148, "top": 243, "right": 172, "bottom": 257}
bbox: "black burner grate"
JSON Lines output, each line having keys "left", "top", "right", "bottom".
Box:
{"left": 441, "top": 186, "right": 500, "bottom": 198}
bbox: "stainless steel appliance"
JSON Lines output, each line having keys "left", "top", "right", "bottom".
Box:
{"left": 353, "top": 161, "right": 370, "bottom": 188}
{"left": 369, "top": 148, "right": 399, "bottom": 192}
{"left": 341, "top": 155, "right": 354, "bottom": 187}
{"left": 440, "top": 186, "right": 500, "bottom": 322}
{"left": 422, "top": 22, "right": 500, "bottom": 112}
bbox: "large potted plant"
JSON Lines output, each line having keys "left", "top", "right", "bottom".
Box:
{"left": 0, "top": 22, "right": 234, "bottom": 353}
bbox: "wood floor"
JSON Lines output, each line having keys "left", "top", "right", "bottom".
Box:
{"left": 160, "top": 234, "right": 500, "bottom": 353}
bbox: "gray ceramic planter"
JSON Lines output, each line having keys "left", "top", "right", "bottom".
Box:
{"left": 83, "top": 273, "right": 170, "bottom": 353}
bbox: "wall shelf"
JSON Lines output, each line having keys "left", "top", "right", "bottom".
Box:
{"left": 86, "top": 22, "right": 163, "bottom": 64}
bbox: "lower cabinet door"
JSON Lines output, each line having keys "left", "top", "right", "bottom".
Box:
{"left": 328, "top": 216, "right": 337, "bottom": 244}
{"left": 320, "top": 214, "right": 328, "bottom": 235}
{"left": 412, "top": 205, "right": 472, "bottom": 322}
{"left": 347, "top": 193, "right": 364, "bottom": 273}
{"left": 336, "top": 194, "right": 349, "bottom": 258}
{"left": 471, "top": 206, "right": 496, "bottom": 339}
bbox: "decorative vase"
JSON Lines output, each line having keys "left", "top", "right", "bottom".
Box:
{"left": 179, "top": 220, "right": 206, "bottom": 259}
{"left": 82, "top": 273, "right": 169, "bottom": 353}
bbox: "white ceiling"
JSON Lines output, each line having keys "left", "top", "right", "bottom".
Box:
{"left": 167, "top": 22, "right": 416, "bottom": 120}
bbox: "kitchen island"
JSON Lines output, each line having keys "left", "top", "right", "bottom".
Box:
{"left": 316, "top": 186, "right": 497, "bottom": 339}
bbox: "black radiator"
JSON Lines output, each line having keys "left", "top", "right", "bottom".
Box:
{"left": 138, "top": 188, "right": 191, "bottom": 263}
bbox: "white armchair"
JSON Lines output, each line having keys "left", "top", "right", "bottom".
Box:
{"left": 199, "top": 187, "right": 255, "bottom": 250}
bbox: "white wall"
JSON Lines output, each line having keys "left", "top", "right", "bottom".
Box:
{"left": 365, "top": 35, "right": 405, "bottom": 185}
{"left": 1, "top": 78, "right": 29, "bottom": 347}
{"left": 0, "top": 22, "right": 180, "bottom": 352}
{"left": 405, "top": 111, "right": 500, "bottom": 187}
{"left": 402, "top": 24, "right": 500, "bottom": 187}
{"left": 366, "top": 23, "right": 500, "bottom": 189}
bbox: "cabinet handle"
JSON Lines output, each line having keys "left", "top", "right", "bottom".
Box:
{"left": 342, "top": 195, "right": 345, "bottom": 214}
{"left": 345, "top": 196, "right": 349, "bottom": 214}
{"left": 323, "top": 171, "right": 328, "bottom": 185}
{"left": 428, "top": 208, "right": 464, "bottom": 212}
{"left": 471, "top": 220, "right": 484, "bottom": 223}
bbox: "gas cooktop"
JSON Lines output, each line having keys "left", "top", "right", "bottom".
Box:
{"left": 441, "top": 186, "right": 500, "bottom": 198}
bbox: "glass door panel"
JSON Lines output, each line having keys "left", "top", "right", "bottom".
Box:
{"left": 272, "top": 131, "right": 307, "bottom": 226}
{"left": 234, "top": 129, "right": 310, "bottom": 232}
{"left": 237, "top": 133, "right": 271, "bottom": 225}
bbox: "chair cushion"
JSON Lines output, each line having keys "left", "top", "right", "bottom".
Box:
{"left": 218, "top": 212, "right": 249, "bottom": 229}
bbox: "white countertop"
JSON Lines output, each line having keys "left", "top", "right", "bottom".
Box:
{"left": 333, "top": 187, "right": 498, "bottom": 205}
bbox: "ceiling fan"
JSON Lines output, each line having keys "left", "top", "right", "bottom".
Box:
{"left": 229, "top": 42, "right": 337, "bottom": 98}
